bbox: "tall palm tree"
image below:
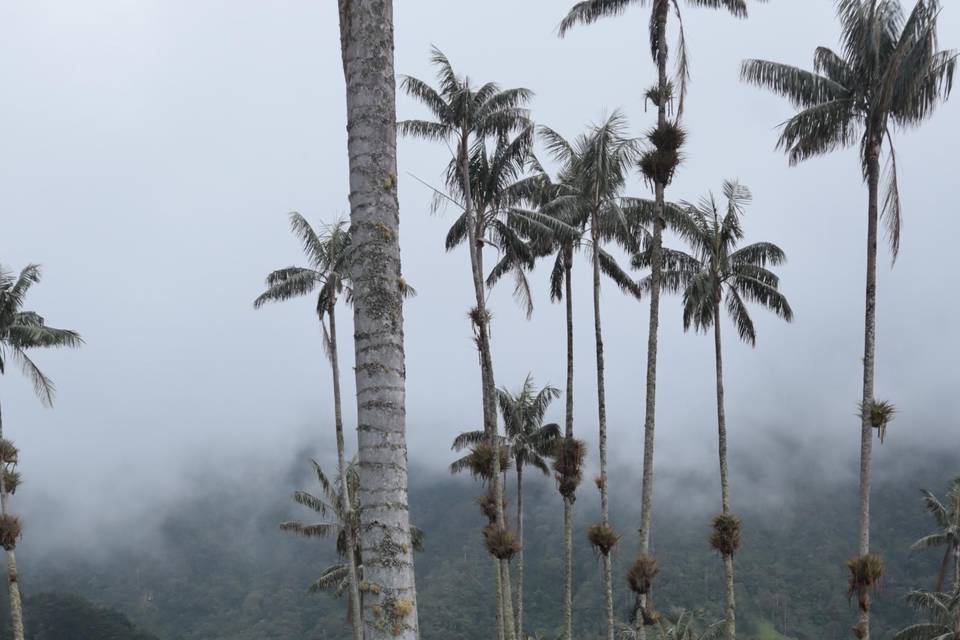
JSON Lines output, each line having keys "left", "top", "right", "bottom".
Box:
{"left": 618, "top": 608, "right": 724, "bottom": 640}
{"left": 0, "top": 264, "right": 82, "bottom": 640}
{"left": 894, "top": 588, "right": 960, "bottom": 640}
{"left": 741, "top": 3, "right": 956, "bottom": 636}
{"left": 912, "top": 478, "right": 960, "bottom": 592}
{"left": 281, "top": 459, "right": 425, "bottom": 627}
{"left": 540, "top": 112, "right": 644, "bottom": 640}
{"left": 558, "top": 6, "right": 757, "bottom": 634}
{"left": 337, "top": 3, "right": 420, "bottom": 637}
{"left": 254, "top": 215, "right": 363, "bottom": 640}
{"left": 399, "top": 49, "right": 560, "bottom": 640}
{"left": 644, "top": 182, "right": 792, "bottom": 640}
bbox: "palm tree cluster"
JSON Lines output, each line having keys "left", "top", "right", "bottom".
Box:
{"left": 3, "top": 1, "right": 956, "bottom": 640}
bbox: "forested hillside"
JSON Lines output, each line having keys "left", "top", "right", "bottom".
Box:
{"left": 2, "top": 448, "right": 953, "bottom": 640}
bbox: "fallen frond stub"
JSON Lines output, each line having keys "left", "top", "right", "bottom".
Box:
{"left": 482, "top": 524, "right": 520, "bottom": 560}
{"left": 847, "top": 554, "right": 884, "bottom": 612}
{"left": 0, "top": 440, "right": 18, "bottom": 465}
{"left": 552, "top": 437, "right": 586, "bottom": 501}
{"left": 0, "top": 515, "right": 22, "bottom": 551}
{"left": 627, "top": 554, "right": 659, "bottom": 595}
{"left": 587, "top": 522, "right": 621, "bottom": 556}
{"left": 2, "top": 470, "right": 21, "bottom": 495}
{"left": 709, "top": 513, "right": 742, "bottom": 556}
{"left": 859, "top": 399, "right": 896, "bottom": 443}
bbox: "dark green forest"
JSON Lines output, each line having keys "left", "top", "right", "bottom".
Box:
{"left": 1, "top": 447, "right": 953, "bottom": 640}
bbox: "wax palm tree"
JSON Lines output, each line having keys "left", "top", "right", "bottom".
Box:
{"left": 281, "top": 459, "right": 424, "bottom": 627}
{"left": 558, "top": 7, "right": 758, "bottom": 633}
{"left": 338, "top": 3, "right": 420, "bottom": 636}
{"left": 540, "top": 112, "right": 644, "bottom": 640}
{"left": 741, "top": 3, "right": 956, "bottom": 636}
{"left": 254, "top": 214, "right": 364, "bottom": 640}
{"left": 894, "top": 588, "right": 960, "bottom": 640}
{"left": 912, "top": 478, "right": 960, "bottom": 592}
{"left": 641, "top": 182, "right": 792, "bottom": 639}
{"left": 400, "top": 49, "right": 563, "bottom": 640}
{"left": 0, "top": 264, "right": 82, "bottom": 640}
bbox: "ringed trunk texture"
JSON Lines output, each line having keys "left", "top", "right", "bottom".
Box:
{"left": 562, "top": 254, "right": 575, "bottom": 640}
{"left": 591, "top": 226, "right": 614, "bottom": 640}
{"left": 714, "top": 307, "right": 735, "bottom": 640}
{"left": 495, "top": 559, "right": 505, "bottom": 640}
{"left": 855, "top": 141, "right": 881, "bottom": 640}
{"left": 328, "top": 306, "right": 365, "bottom": 640}
{"left": 338, "top": 2, "right": 419, "bottom": 638}
{"left": 516, "top": 465, "right": 524, "bottom": 639}
{"left": 0, "top": 401, "right": 24, "bottom": 640}
{"left": 637, "top": 5, "right": 670, "bottom": 636}
{"left": 458, "top": 131, "right": 516, "bottom": 640}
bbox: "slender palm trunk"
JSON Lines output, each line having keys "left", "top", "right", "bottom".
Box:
{"left": 856, "top": 140, "right": 881, "bottom": 640}
{"left": 0, "top": 400, "right": 24, "bottom": 640}
{"left": 713, "top": 304, "right": 735, "bottom": 640}
{"left": 459, "top": 134, "right": 516, "bottom": 640}
{"left": 338, "top": 3, "right": 418, "bottom": 637}
{"left": 562, "top": 251, "right": 575, "bottom": 640}
{"left": 954, "top": 546, "right": 959, "bottom": 592}
{"left": 516, "top": 464, "right": 524, "bottom": 639}
{"left": 637, "top": 6, "right": 670, "bottom": 636}
{"left": 328, "top": 306, "right": 364, "bottom": 640}
{"left": 495, "top": 560, "right": 505, "bottom": 640}
{"left": 591, "top": 226, "right": 614, "bottom": 640}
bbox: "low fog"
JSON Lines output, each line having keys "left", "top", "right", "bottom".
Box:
{"left": 1, "top": 1, "right": 958, "bottom": 553}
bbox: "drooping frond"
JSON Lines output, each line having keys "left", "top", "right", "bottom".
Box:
{"left": 254, "top": 267, "right": 319, "bottom": 308}
{"left": 557, "top": 0, "right": 634, "bottom": 37}
{"left": 741, "top": 60, "right": 851, "bottom": 108}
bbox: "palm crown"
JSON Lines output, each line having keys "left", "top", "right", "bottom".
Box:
{"left": 912, "top": 477, "right": 960, "bottom": 592}
{"left": 741, "top": 0, "right": 957, "bottom": 257}
{"left": 641, "top": 181, "right": 793, "bottom": 345}
{"left": 0, "top": 264, "right": 83, "bottom": 406}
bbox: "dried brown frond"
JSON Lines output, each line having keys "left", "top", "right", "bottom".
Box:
{"left": 627, "top": 554, "right": 658, "bottom": 595}
{"left": 709, "top": 513, "right": 742, "bottom": 556}
{"left": 847, "top": 554, "right": 884, "bottom": 612}
{"left": 0, "top": 515, "right": 22, "bottom": 551}
{"left": 475, "top": 491, "right": 507, "bottom": 524}
{"left": 0, "top": 440, "right": 18, "bottom": 465}
{"left": 482, "top": 524, "right": 520, "bottom": 560}
{"left": 859, "top": 400, "right": 896, "bottom": 443}
{"left": 552, "top": 437, "right": 586, "bottom": 501}
{"left": 586, "top": 522, "right": 621, "bottom": 556}
{"left": 2, "top": 470, "right": 21, "bottom": 496}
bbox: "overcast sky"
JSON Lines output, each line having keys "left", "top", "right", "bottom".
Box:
{"left": 1, "top": 1, "right": 958, "bottom": 548}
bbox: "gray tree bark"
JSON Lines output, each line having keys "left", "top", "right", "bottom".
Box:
{"left": 591, "top": 223, "right": 614, "bottom": 640}
{"left": 854, "top": 139, "right": 881, "bottom": 640}
{"left": 328, "top": 305, "right": 365, "bottom": 640}
{"left": 562, "top": 252, "right": 575, "bottom": 640}
{"left": 338, "top": 2, "right": 419, "bottom": 638}
{"left": 515, "top": 464, "right": 524, "bottom": 639}
{"left": 636, "top": 5, "right": 670, "bottom": 637}
{"left": 0, "top": 399, "right": 25, "bottom": 640}
{"left": 714, "top": 304, "right": 736, "bottom": 640}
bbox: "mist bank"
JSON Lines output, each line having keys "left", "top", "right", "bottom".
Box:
{"left": 4, "top": 442, "right": 956, "bottom": 640}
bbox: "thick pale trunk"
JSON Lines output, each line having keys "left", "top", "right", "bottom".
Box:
{"left": 591, "top": 225, "right": 614, "bottom": 640}
{"left": 0, "top": 400, "right": 24, "bottom": 640}
{"left": 636, "top": 7, "right": 670, "bottom": 636}
{"left": 495, "top": 560, "right": 505, "bottom": 640}
{"left": 562, "top": 255, "right": 575, "bottom": 640}
{"left": 714, "top": 309, "right": 735, "bottom": 640}
{"left": 516, "top": 465, "right": 524, "bottom": 639}
{"left": 855, "top": 141, "right": 880, "bottom": 640}
{"left": 329, "top": 307, "right": 365, "bottom": 640}
{"left": 338, "top": 3, "right": 419, "bottom": 638}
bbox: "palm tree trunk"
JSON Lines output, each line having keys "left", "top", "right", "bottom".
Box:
{"left": 856, "top": 140, "right": 881, "bottom": 640}
{"left": 459, "top": 132, "right": 516, "bottom": 640}
{"left": 562, "top": 251, "right": 575, "bottom": 640}
{"left": 338, "top": 3, "right": 418, "bottom": 637}
{"left": 328, "top": 306, "right": 364, "bottom": 640}
{"left": 714, "top": 304, "right": 735, "bottom": 640}
{"left": 591, "top": 227, "right": 615, "bottom": 640}
{"left": 0, "top": 400, "right": 24, "bottom": 640}
{"left": 637, "top": 5, "right": 670, "bottom": 637}
{"left": 516, "top": 464, "right": 524, "bottom": 639}
{"left": 495, "top": 559, "right": 505, "bottom": 640}
{"left": 954, "top": 545, "right": 959, "bottom": 593}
